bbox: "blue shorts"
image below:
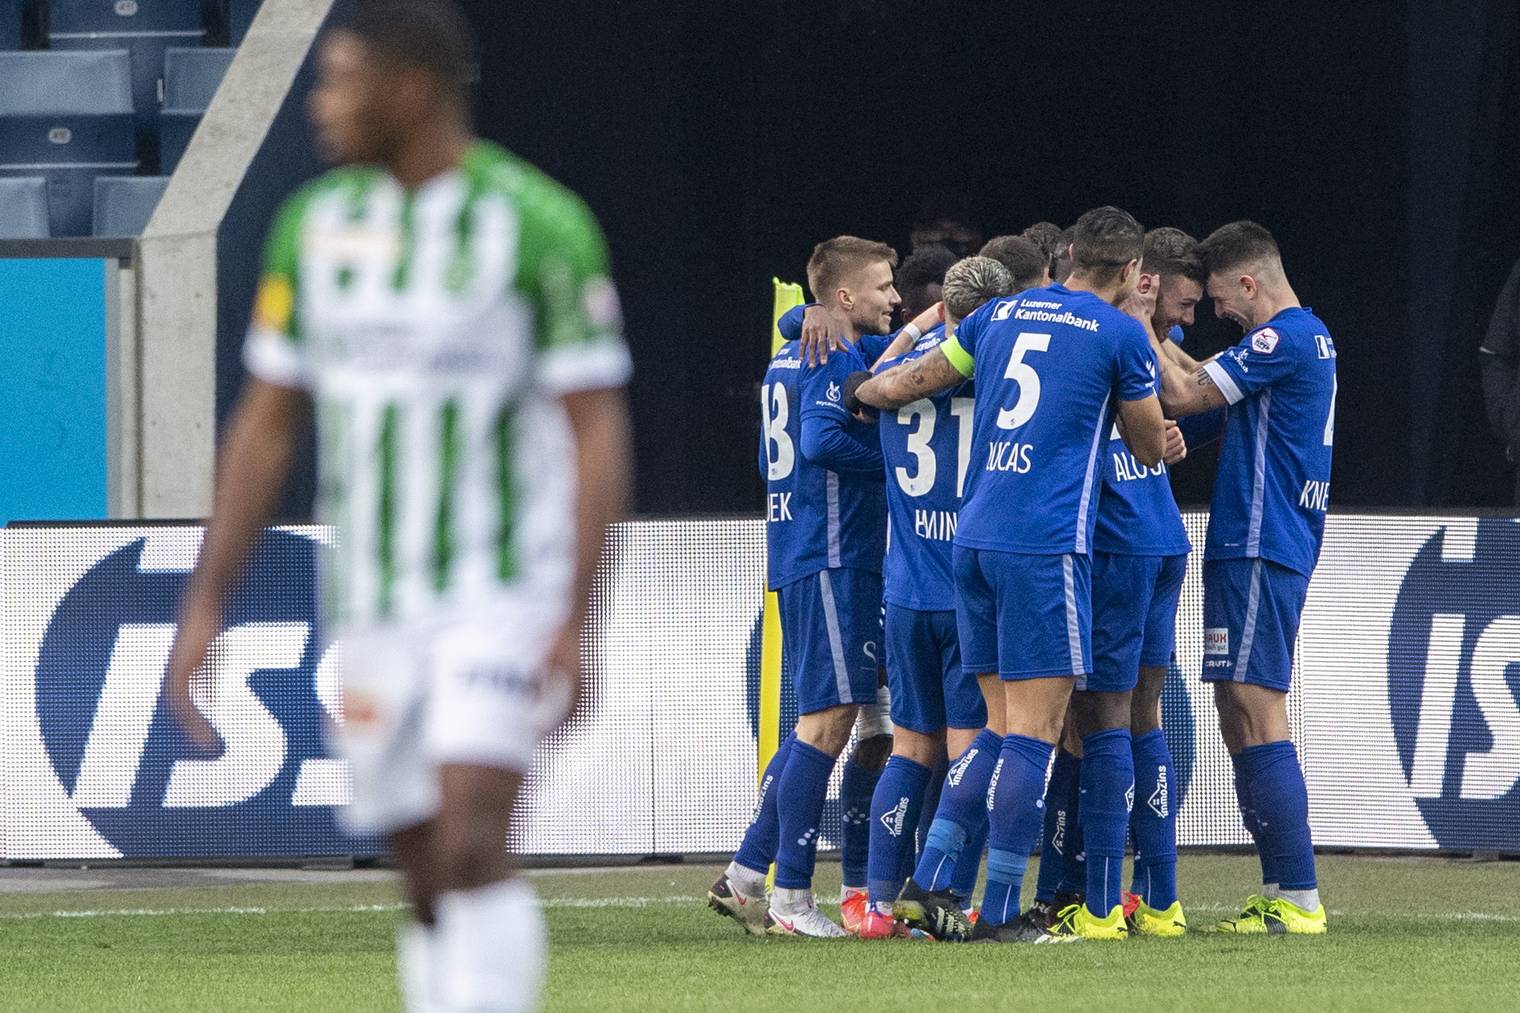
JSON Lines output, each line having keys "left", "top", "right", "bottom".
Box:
{"left": 953, "top": 546, "right": 1090, "bottom": 681}
{"left": 1201, "top": 558, "right": 1309, "bottom": 691}
{"left": 884, "top": 605, "right": 987, "bottom": 733}
{"left": 778, "top": 568, "right": 884, "bottom": 714}
{"left": 1090, "top": 552, "right": 1188, "bottom": 693}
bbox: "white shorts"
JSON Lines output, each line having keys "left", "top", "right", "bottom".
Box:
{"left": 330, "top": 593, "right": 572, "bottom": 834}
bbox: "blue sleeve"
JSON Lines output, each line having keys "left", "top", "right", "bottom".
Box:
{"left": 801, "top": 414, "right": 884, "bottom": 473}
{"left": 1115, "top": 317, "right": 1160, "bottom": 401}
{"left": 777, "top": 303, "right": 811, "bottom": 343}
{"left": 1202, "top": 324, "right": 1303, "bottom": 405}
{"left": 860, "top": 330, "right": 898, "bottom": 363}
{"left": 798, "top": 349, "right": 883, "bottom": 472}
{"left": 1176, "top": 407, "right": 1225, "bottom": 450}
{"left": 758, "top": 416, "right": 770, "bottom": 479}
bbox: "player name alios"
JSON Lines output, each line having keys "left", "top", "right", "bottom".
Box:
{"left": 1113, "top": 448, "right": 1166, "bottom": 482}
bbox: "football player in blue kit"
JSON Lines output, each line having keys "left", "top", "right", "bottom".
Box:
{"left": 1028, "top": 228, "right": 1206, "bottom": 938}
{"left": 856, "top": 256, "right": 1015, "bottom": 939}
{"left": 710, "top": 236, "right": 902, "bottom": 938}
{"left": 1146, "top": 221, "right": 1335, "bottom": 935}
{"left": 851, "top": 206, "right": 1169, "bottom": 942}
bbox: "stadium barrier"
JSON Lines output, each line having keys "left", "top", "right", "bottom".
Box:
{"left": 1, "top": 513, "right": 1517, "bottom": 861}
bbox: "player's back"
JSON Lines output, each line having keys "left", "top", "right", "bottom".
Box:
{"left": 1092, "top": 420, "right": 1189, "bottom": 556}
{"left": 949, "top": 284, "right": 1157, "bottom": 555}
{"left": 877, "top": 327, "right": 974, "bottom": 610}
{"left": 1204, "top": 308, "right": 1337, "bottom": 575}
{"left": 759, "top": 339, "right": 886, "bottom": 589}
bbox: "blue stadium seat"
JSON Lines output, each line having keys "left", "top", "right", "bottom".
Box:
{"left": 49, "top": 30, "right": 206, "bottom": 154}
{"left": 158, "top": 46, "right": 232, "bottom": 173}
{"left": 46, "top": 0, "right": 203, "bottom": 34}
{"left": 92, "top": 173, "right": 168, "bottom": 235}
{"left": 0, "top": 50, "right": 137, "bottom": 234}
{"left": 0, "top": 175, "right": 50, "bottom": 237}
{"left": 228, "top": 0, "right": 260, "bottom": 45}
{"left": 0, "top": 0, "right": 21, "bottom": 50}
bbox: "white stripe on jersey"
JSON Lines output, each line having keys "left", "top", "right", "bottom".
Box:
{"left": 818, "top": 569, "right": 853, "bottom": 704}
{"left": 1062, "top": 553, "right": 1084, "bottom": 678}
{"left": 1074, "top": 393, "right": 1112, "bottom": 555}
{"left": 825, "top": 471, "right": 842, "bottom": 568}
{"left": 1246, "top": 390, "right": 1271, "bottom": 556}
{"left": 1234, "top": 559, "right": 1264, "bottom": 681}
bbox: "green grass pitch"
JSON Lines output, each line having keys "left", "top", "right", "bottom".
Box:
{"left": 2, "top": 854, "right": 1517, "bottom": 1012}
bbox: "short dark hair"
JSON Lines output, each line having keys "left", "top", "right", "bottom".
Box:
{"left": 349, "top": 0, "right": 478, "bottom": 97}
{"left": 1052, "top": 225, "right": 1076, "bottom": 282}
{"left": 1020, "top": 221, "right": 1063, "bottom": 259}
{"left": 1142, "top": 227, "right": 1206, "bottom": 282}
{"left": 896, "top": 243, "right": 957, "bottom": 314}
{"left": 1198, "top": 220, "right": 1282, "bottom": 276}
{"left": 979, "top": 234, "right": 1048, "bottom": 291}
{"left": 807, "top": 236, "right": 898, "bottom": 301}
{"left": 1070, "top": 206, "right": 1144, "bottom": 283}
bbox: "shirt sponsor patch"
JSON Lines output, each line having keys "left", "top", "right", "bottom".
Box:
{"left": 1251, "top": 327, "right": 1280, "bottom": 355}
{"left": 1204, "top": 627, "right": 1230, "bottom": 655}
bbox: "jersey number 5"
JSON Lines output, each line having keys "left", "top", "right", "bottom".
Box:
{"left": 762, "top": 383, "right": 794, "bottom": 480}
{"left": 996, "top": 333, "right": 1051, "bottom": 430}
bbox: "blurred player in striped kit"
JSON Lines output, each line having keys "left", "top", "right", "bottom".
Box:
{"left": 165, "top": 3, "right": 632, "bottom": 1009}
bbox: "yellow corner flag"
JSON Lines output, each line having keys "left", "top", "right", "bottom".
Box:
{"left": 760, "top": 278, "right": 804, "bottom": 889}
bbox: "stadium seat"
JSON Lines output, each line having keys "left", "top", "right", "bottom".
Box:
{"left": 0, "top": 50, "right": 137, "bottom": 235}
{"left": 45, "top": 0, "right": 203, "bottom": 34}
{"left": 0, "top": 0, "right": 21, "bottom": 50}
{"left": 158, "top": 47, "right": 233, "bottom": 173}
{"left": 49, "top": 29, "right": 207, "bottom": 156}
{"left": 92, "top": 173, "right": 168, "bottom": 235}
{"left": 228, "top": 0, "right": 260, "bottom": 45}
{"left": 0, "top": 175, "right": 50, "bottom": 237}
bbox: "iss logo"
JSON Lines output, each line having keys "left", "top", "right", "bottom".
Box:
{"left": 1388, "top": 520, "right": 1520, "bottom": 850}
{"left": 34, "top": 530, "right": 379, "bottom": 858}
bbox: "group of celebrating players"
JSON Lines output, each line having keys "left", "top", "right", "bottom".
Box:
{"left": 709, "top": 206, "right": 1338, "bottom": 942}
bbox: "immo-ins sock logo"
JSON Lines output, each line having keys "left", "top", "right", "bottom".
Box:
{"left": 33, "top": 531, "right": 375, "bottom": 857}
{"left": 1388, "top": 520, "right": 1520, "bottom": 849}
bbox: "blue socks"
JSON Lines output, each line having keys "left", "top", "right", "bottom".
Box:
{"left": 839, "top": 755, "right": 881, "bottom": 889}
{"left": 733, "top": 734, "right": 794, "bottom": 875}
{"left": 913, "top": 729, "right": 1001, "bottom": 892}
{"left": 1239, "top": 741, "right": 1316, "bottom": 891}
{"left": 1233, "top": 751, "right": 1277, "bottom": 887}
{"left": 866, "top": 756, "right": 931, "bottom": 906}
{"left": 981, "top": 734, "right": 1055, "bottom": 926}
{"left": 949, "top": 813, "right": 987, "bottom": 907}
{"left": 774, "top": 739, "right": 836, "bottom": 889}
{"left": 915, "top": 764, "right": 946, "bottom": 875}
{"left": 1034, "top": 748, "right": 1081, "bottom": 903}
{"left": 1080, "top": 728, "right": 1134, "bottom": 919}
{"left": 1129, "top": 729, "right": 1178, "bottom": 909}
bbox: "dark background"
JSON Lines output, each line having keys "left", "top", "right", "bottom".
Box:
{"left": 225, "top": 0, "right": 1520, "bottom": 515}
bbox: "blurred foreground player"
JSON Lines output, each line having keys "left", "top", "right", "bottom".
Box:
{"left": 858, "top": 257, "right": 1012, "bottom": 939}
{"left": 711, "top": 237, "right": 899, "bottom": 938}
{"left": 853, "top": 207, "right": 1168, "bottom": 941}
{"left": 164, "top": 4, "right": 632, "bottom": 1010}
{"left": 1148, "top": 221, "right": 1335, "bottom": 935}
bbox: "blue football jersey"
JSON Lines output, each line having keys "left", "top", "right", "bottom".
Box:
{"left": 1092, "top": 325, "right": 1190, "bottom": 555}
{"left": 1200, "top": 307, "right": 1336, "bottom": 577}
{"left": 877, "top": 325, "right": 975, "bottom": 610}
{"left": 776, "top": 303, "right": 896, "bottom": 363}
{"left": 941, "top": 284, "right": 1158, "bottom": 555}
{"left": 760, "top": 338, "right": 887, "bottom": 589}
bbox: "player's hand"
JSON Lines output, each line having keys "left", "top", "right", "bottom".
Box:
{"left": 164, "top": 601, "right": 220, "bottom": 751}
{"left": 1163, "top": 419, "right": 1187, "bottom": 466}
{"left": 800, "top": 305, "right": 847, "bottom": 365}
{"left": 842, "top": 370, "right": 872, "bottom": 414}
{"left": 543, "top": 618, "right": 587, "bottom": 732}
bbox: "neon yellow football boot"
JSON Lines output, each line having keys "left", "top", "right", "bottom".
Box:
{"left": 1211, "top": 893, "right": 1275, "bottom": 934}
{"left": 1128, "top": 899, "right": 1188, "bottom": 937}
{"left": 1050, "top": 902, "right": 1130, "bottom": 940}
{"left": 1264, "top": 896, "right": 1327, "bottom": 935}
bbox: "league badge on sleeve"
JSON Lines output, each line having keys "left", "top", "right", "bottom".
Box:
{"left": 1251, "top": 327, "right": 1280, "bottom": 355}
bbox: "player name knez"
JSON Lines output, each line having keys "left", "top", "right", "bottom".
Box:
{"left": 913, "top": 508, "right": 957, "bottom": 541}
{"left": 985, "top": 441, "right": 1033, "bottom": 474}
{"left": 1299, "top": 479, "right": 1330, "bottom": 511}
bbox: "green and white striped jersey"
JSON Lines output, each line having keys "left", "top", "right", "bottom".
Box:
{"left": 244, "top": 141, "right": 630, "bottom": 628}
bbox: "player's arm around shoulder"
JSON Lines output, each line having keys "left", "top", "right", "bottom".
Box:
{"left": 852, "top": 345, "right": 965, "bottom": 412}
{"left": 1114, "top": 316, "right": 1168, "bottom": 467}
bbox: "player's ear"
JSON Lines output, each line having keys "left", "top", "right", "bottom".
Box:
{"left": 1138, "top": 271, "right": 1160, "bottom": 295}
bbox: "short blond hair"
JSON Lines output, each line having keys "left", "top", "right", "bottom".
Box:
{"left": 807, "top": 236, "right": 898, "bottom": 301}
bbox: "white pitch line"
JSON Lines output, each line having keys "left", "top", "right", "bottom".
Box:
{"left": 2, "top": 896, "right": 1517, "bottom": 924}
